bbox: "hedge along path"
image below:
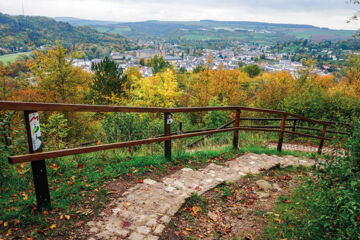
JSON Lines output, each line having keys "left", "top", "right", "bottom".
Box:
{"left": 86, "top": 153, "right": 314, "bottom": 240}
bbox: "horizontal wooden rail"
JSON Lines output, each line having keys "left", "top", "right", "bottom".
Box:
{"left": 296, "top": 126, "right": 351, "bottom": 135}
{"left": 9, "top": 126, "right": 331, "bottom": 164}
{"left": 0, "top": 101, "right": 330, "bottom": 125}
{"left": 8, "top": 126, "right": 280, "bottom": 163}
{"left": 239, "top": 117, "right": 352, "bottom": 130}
{"left": 239, "top": 118, "right": 297, "bottom": 121}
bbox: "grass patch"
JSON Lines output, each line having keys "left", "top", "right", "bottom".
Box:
{"left": 0, "top": 51, "right": 33, "bottom": 65}
{"left": 185, "top": 193, "right": 208, "bottom": 212}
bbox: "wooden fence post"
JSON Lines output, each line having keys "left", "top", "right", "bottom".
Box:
{"left": 233, "top": 109, "right": 241, "bottom": 150}
{"left": 292, "top": 120, "right": 297, "bottom": 133}
{"left": 179, "top": 122, "right": 183, "bottom": 133}
{"left": 277, "top": 114, "right": 287, "bottom": 153}
{"left": 164, "top": 112, "right": 172, "bottom": 160}
{"left": 24, "top": 111, "right": 51, "bottom": 209}
{"left": 318, "top": 125, "right": 327, "bottom": 154}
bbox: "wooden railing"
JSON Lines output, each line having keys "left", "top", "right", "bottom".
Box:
{"left": 0, "top": 101, "right": 352, "bottom": 209}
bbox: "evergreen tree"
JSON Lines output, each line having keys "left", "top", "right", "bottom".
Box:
{"left": 151, "top": 55, "right": 171, "bottom": 74}
{"left": 91, "top": 56, "right": 125, "bottom": 104}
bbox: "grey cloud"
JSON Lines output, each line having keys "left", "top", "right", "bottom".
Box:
{"left": 0, "top": 0, "right": 358, "bottom": 29}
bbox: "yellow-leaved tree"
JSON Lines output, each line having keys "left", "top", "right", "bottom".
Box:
{"left": 29, "top": 42, "right": 92, "bottom": 103}
{"left": 131, "top": 69, "right": 182, "bottom": 107}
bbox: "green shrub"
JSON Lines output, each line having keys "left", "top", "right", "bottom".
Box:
{"left": 264, "top": 121, "right": 360, "bottom": 239}
{"left": 204, "top": 97, "right": 229, "bottom": 129}
{"left": 42, "top": 113, "right": 70, "bottom": 150}
{"left": 102, "top": 113, "right": 162, "bottom": 143}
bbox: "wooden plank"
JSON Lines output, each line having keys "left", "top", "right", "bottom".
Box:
{"left": 238, "top": 118, "right": 298, "bottom": 121}
{"left": 9, "top": 125, "right": 328, "bottom": 164}
{"left": 9, "top": 126, "right": 281, "bottom": 164}
{"left": 0, "top": 101, "right": 282, "bottom": 113}
{"left": 0, "top": 101, "right": 166, "bottom": 113}
{"left": 296, "top": 126, "right": 350, "bottom": 135}
{"left": 0, "top": 101, "right": 338, "bottom": 126}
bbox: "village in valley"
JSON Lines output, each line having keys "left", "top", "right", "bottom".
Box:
{"left": 72, "top": 40, "right": 338, "bottom": 77}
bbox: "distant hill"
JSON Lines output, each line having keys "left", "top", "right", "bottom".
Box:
{"left": 56, "top": 17, "right": 356, "bottom": 44}
{"left": 0, "top": 13, "right": 129, "bottom": 50}
{"left": 55, "top": 17, "right": 120, "bottom": 26}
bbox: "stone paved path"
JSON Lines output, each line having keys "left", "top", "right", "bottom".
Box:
{"left": 87, "top": 153, "right": 314, "bottom": 240}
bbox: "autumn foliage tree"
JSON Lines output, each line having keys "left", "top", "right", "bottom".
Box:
{"left": 131, "top": 69, "right": 182, "bottom": 108}
{"left": 28, "top": 43, "right": 91, "bottom": 103}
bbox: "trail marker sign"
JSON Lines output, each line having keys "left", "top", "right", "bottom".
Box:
{"left": 167, "top": 113, "right": 173, "bottom": 124}
{"left": 28, "top": 112, "right": 42, "bottom": 151}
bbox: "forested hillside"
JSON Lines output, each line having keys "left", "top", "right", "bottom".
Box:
{"left": 0, "top": 13, "right": 130, "bottom": 51}
{"left": 56, "top": 17, "right": 356, "bottom": 43}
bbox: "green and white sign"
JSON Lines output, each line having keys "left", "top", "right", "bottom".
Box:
{"left": 29, "top": 112, "right": 42, "bottom": 151}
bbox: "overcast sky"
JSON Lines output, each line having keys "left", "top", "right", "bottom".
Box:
{"left": 0, "top": 0, "right": 359, "bottom": 30}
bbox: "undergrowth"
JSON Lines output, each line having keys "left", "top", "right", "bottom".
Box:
{"left": 263, "top": 121, "right": 360, "bottom": 240}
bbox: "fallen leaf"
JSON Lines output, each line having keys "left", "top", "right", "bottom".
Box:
{"left": 64, "top": 215, "right": 71, "bottom": 220}
{"left": 138, "top": 179, "right": 144, "bottom": 183}
{"left": 182, "top": 230, "right": 189, "bottom": 236}
{"left": 283, "top": 199, "right": 291, "bottom": 203}
{"left": 4, "top": 222, "right": 8, "bottom": 227}
{"left": 195, "top": 186, "right": 201, "bottom": 191}
{"left": 51, "top": 164, "right": 59, "bottom": 171}
{"left": 22, "top": 193, "right": 28, "bottom": 200}
{"left": 50, "top": 224, "right": 56, "bottom": 229}
{"left": 185, "top": 227, "right": 193, "bottom": 231}
{"left": 75, "top": 221, "right": 84, "bottom": 227}
{"left": 191, "top": 206, "right": 201, "bottom": 215}
{"left": 122, "top": 221, "right": 132, "bottom": 227}
{"left": 77, "top": 163, "right": 84, "bottom": 169}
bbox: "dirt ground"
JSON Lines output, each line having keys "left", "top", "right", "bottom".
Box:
{"left": 161, "top": 166, "right": 308, "bottom": 240}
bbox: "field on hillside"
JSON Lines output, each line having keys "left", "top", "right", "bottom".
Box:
{"left": 0, "top": 51, "right": 33, "bottom": 65}
{"left": 93, "top": 26, "right": 131, "bottom": 35}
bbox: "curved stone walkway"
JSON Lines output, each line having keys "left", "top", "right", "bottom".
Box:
{"left": 87, "top": 153, "right": 314, "bottom": 240}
